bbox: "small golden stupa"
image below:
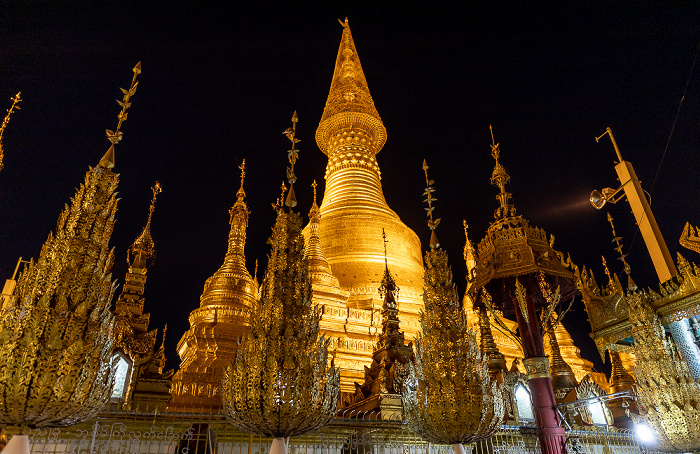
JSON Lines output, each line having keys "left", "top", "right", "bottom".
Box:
{"left": 169, "top": 161, "right": 257, "bottom": 411}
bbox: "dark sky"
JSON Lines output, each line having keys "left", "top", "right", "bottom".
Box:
{"left": 1, "top": 2, "right": 699, "bottom": 375}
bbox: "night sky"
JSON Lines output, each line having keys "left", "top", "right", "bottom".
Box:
{"left": 2, "top": 2, "right": 700, "bottom": 376}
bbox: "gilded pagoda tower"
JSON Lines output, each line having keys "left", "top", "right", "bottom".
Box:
{"left": 169, "top": 161, "right": 256, "bottom": 411}
{"left": 310, "top": 20, "right": 425, "bottom": 387}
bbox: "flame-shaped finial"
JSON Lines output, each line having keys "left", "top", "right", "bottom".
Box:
{"left": 100, "top": 62, "right": 141, "bottom": 169}
{"left": 422, "top": 160, "right": 441, "bottom": 249}
{"left": 0, "top": 91, "right": 22, "bottom": 172}
{"left": 489, "top": 126, "right": 515, "bottom": 219}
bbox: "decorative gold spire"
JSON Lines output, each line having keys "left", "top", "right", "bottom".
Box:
{"left": 169, "top": 160, "right": 257, "bottom": 411}
{"left": 200, "top": 160, "right": 254, "bottom": 307}
{"left": 489, "top": 126, "right": 516, "bottom": 219}
{"left": 608, "top": 350, "right": 635, "bottom": 394}
{"left": 0, "top": 64, "right": 141, "bottom": 426}
{"left": 305, "top": 180, "right": 340, "bottom": 287}
{"left": 422, "top": 160, "right": 440, "bottom": 249}
{"left": 546, "top": 325, "right": 577, "bottom": 403}
{"left": 463, "top": 220, "right": 477, "bottom": 285}
{"left": 403, "top": 180, "right": 504, "bottom": 442}
{"left": 100, "top": 62, "right": 140, "bottom": 169}
{"left": 129, "top": 181, "right": 162, "bottom": 270}
{"left": 221, "top": 136, "right": 339, "bottom": 438}
{"left": 607, "top": 212, "right": 636, "bottom": 291}
{"left": 478, "top": 306, "right": 508, "bottom": 379}
{"left": 0, "top": 91, "right": 21, "bottom": 172}
{"left": 316, "top": 19, "right": 386, "bottom": 156}
{"left": 283, "top": 111, "right": 299, "bottom": 207}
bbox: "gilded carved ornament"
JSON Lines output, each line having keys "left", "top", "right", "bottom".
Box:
{"left": 402, "top": 161, "right": 504, "bottom": 445}
{"left": 0, "top": 63, "right": 140, "bottom": 427}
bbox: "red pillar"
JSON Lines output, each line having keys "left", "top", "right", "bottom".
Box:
{"left": 512, "top": 280, "right": 567, "bottom": 454}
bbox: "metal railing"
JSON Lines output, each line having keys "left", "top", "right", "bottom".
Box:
{"left": 3, "top": 407, "right": 659, "bottom": 454}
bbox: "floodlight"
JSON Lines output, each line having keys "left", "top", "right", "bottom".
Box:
{"left": 589, "top": 187, "right": 619, "bottom": 210}
{"left": 634, "top": 422, "right": 656, "bottom": 445}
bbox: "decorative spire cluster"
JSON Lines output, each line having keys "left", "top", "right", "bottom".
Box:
{"left": 221, "top": 113, "right": 339, "bottom": 439}
{"left": 0, "top": 64, "right": 141, "bottom": 427}
{"left": 0, "top": 91, "right": 21, "bottom": 172}
{"left": 403, "top": 164, "right": 504, "bottom": 444}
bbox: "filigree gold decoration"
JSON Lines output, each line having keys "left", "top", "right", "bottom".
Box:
{"left": 0, "top": 91, "right": 21, "bottom": 172}
{"left": 0, "top": 170, "right": 119, "bottom": 426}
{"left": 680, "top": 222, "right": 700, "bottom": 255}
{"left": 221, "top": 115, "right": 340, "bottom": 438}
{"left": 403, "top": 163, "right": 504, "bottom": 444}
{"left": 628, "top": 295, "right": 700, "bottom": 452}
{"left": 0, "top": 64, "right": 140, "bottom": 428}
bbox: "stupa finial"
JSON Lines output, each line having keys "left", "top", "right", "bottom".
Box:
{"left": 99, "top": 62, "right": 141, "bottom": 169}
{"left": 316, "top": 20, "right": 386, "bottom": 156}
{"left": 422, "top": 160, "right": 441, "bottom": 249}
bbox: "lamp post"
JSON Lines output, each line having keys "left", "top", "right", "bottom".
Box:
{"left": 591, "top": 128, "right": 700, "bottom": 380}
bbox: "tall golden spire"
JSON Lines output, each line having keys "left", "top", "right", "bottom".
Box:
{"left": 129, "top": 181, "right": 162, "bottom": 270}
{"left": 311, "top": 19, "right": 424, "bottom": 343}
{"left": 316, "top": 18, "right": 386, "bottom": 156}
{"left": 0, "top": 92, "right": 21, "bottom": 172}
{"left": 305, "top": 180, "right": 340, "bottom": 287}
{"left": 200, "top": 159, "right": 254, "bottom": 307}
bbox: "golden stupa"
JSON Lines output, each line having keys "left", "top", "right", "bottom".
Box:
{"left": 306, "top": 19, "right": 425, "bottom": 390}
{"left": 169, "top": 161, "right": 257, "bottom": 411}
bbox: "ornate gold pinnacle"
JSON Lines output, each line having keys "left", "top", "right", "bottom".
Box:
{"left": 221, "top": 117, "right": 339, "bottom": 438}
{"left": 283, "top": 111, "right": 300, "bottom": 207}
{"left": 402, "top": 169, "right": 504, "bottom": 444}
{"left": 422, "top": 160, "right": 440, "bottom": 249}
{"left": 129, "top": 181, "right": 162, "bottom": 270}
{"left": 489, "top": 126, "right": 515, "bottom": 219}
{"left": 316, "top": 19, "right": 386, "bottom": 156}
{"left": 100, "top": 62, "right": 141, "bottom": 169}
{"left": 680, "top": 221, "right": 700, "bottom": 255}
{"left": 0, "top": 91, "right": 21, "bottom": 172}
